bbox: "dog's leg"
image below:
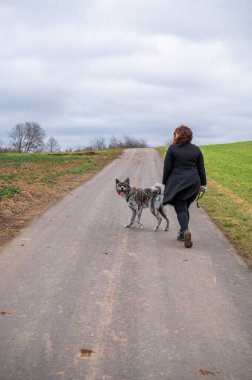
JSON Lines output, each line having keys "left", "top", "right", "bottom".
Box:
{"left": 150, "top": 201, "right": 162, "bottom": 230}
{"left": 154, "top": 212, "right": 162, "bottom": 231}
{"left": 153, "top": 210, "right": 162, "bottom": 231}
{"left": 136, "top": 206, "right": 144, "bottom": 229}
{"left": 159, "top": 205, "right": 169, "bottom": 231}
{"left": 124, "top": 205, "right": 136, "bottom": 228}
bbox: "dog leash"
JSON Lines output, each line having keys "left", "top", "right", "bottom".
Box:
{"left": 196, "top": 191, "right": 205, "bottom": 208}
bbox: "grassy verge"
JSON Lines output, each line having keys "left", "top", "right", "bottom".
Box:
{"left": 0, "top": 149, "right": 123, "bottom": 248}
{"left": 157, "top": 142, "right": 252, "bottom": 268}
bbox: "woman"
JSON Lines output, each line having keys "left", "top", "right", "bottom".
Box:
{"left": 162, "top": 125, "right": 207, "bottom": 248}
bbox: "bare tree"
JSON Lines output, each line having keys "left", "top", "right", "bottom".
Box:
{"left": 91, "top": 137, "right": 107, "bottom": 149}
{"left": 46, "top": 137, "right": 61, "bottom": 153}
{"left": 9, "top": 122, "right": 46, "bottom": 153}
{"left": 108, "top": 135, "right": 148, "bottom": 149}
{"left": 108, "top": 136, "right": 124, "bottom": 148}
{"left": 8, "top": 123, "right": 26, "bottom": 153}
{"left": 23, "top": 122, "right": 46, "bottom": 152}
{"left": 122, "top": 135, "right": 148, "bottom": 148}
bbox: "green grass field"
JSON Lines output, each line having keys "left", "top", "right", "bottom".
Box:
{"left": 158, "top": 141, "right": 252, "bottom": 267}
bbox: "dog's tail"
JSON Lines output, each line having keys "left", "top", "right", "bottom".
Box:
{"left": 152, "top": 183, "right": 164, "bottom": 195}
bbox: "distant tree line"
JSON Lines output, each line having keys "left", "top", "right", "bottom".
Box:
{"left": 83, "top": 135, "right": 148, "bottom": 150}
{"left": 0, "top": 122, "right": 148, "bottom": 153}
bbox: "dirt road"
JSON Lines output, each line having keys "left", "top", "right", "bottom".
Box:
{"left": 0, "top": 148, "right": 251, "bottom": 380}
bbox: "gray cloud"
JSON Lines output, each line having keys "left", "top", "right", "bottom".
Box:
{"left": 0, "top": 0, "right": 252, "bottom": 149}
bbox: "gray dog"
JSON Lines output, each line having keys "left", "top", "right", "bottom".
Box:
{"left": 116, "top": 178, "right": 169, "bottom": 231}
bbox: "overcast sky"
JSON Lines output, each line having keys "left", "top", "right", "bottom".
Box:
{"left": 0, "top": 0, "right": 252, "bottom": 149}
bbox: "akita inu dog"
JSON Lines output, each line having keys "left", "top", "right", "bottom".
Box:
{"left": 116, "top": 178, "right": 169, "bottom": 231}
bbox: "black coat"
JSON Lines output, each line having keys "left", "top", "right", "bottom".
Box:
{"left": 162, "top": 143, "right": 207, "bottom": 205}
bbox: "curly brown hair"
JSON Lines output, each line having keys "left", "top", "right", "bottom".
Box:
{"left": 173, "top": 125, "right": 193, "bottom": 146}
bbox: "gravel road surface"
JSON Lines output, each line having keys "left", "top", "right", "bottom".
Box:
{"left": 0, "top": 148, "right": 252, "bottom": 380}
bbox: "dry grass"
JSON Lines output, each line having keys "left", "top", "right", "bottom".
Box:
{"left": 0, "top": 149, "right": 122, "bottom": 249}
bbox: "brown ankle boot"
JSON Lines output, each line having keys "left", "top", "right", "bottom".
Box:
{"left": 184, "top": 230, "right": 193, "bottom": 248}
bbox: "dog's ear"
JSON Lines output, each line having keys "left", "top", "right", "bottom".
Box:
{"left": 125, "top": 178, "right": 130, "bottom": 184}
{"left": 116, "top": 179, "right": 120, "bottom": 184}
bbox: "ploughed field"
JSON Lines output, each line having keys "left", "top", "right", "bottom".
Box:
{"left": 0, "top": 149, "right": 122, "bottom": 248}
{"left": 158, "top": 141, "right": 252, "bottom": 267}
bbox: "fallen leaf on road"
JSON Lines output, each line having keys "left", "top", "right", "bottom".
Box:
{"left": 79, "top": 348, "right": 94, "bottom": 359}
{"left": 197, "top": 369, "right": 216, "bottom": 376}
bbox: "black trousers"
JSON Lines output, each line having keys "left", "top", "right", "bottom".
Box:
{"left": 173, "top": 196, "right": 195, "bottom": 232}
